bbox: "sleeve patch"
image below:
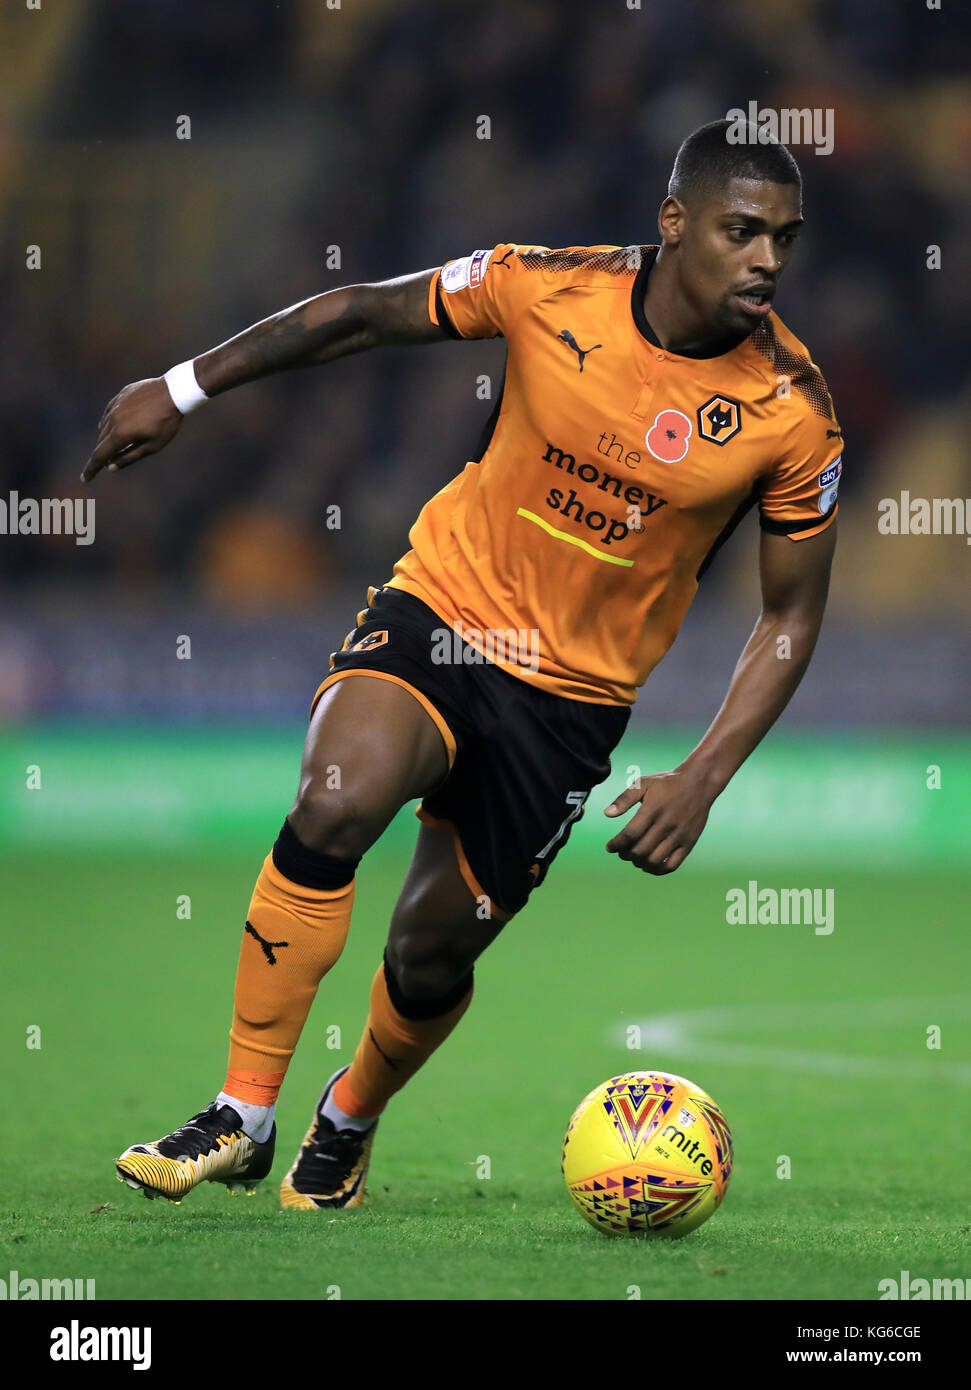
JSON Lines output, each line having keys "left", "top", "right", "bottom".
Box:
{"left": 818, "top": 456, "right": 842, "bottom": 513}
{"left": 441, "top": 248, "right": 494, "bottom": 293}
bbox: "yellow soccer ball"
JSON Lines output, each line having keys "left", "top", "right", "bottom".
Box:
{"left": 561, "top": 1071, "right": 733, "bottom": 1237}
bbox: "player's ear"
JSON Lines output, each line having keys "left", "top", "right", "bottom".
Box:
{"left": 657, "top": 195, "right": 686, "bottom": 246}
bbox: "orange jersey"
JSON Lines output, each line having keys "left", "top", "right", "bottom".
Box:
{"left": 386, "top": 243, "right": 843, "bottom": 705}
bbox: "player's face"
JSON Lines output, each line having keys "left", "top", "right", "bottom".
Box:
{"left": 679, "top": 178, "right": 804, "bottom": 337}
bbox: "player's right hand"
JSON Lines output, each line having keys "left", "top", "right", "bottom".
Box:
{"left": 82, "top": 377, "right": 183, "bottom": 482}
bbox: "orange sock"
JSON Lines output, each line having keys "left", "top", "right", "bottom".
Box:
{"left": 333, "top": 956, "right": 473, "bottom": 1119}
{"left": 225, "top": 845, "right": 355, "bottom": 1106}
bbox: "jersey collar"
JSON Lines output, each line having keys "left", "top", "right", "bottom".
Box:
{"left": 631, "top": 245, "right": 755, "bottom": 362}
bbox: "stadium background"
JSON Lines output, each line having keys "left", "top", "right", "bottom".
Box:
{"left": 1, "top": 1, "right": 969, "bottom": 1303}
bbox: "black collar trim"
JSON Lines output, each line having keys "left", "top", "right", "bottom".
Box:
{"left": 631, "top": 246, "right": 662, "bottom": 347}
{"left": 631, "top": 244, "right": 751, "bottom": 361}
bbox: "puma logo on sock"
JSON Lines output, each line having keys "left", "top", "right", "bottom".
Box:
{"left": 245, "top": 921, "right": 289, "bottom": 965}
{"left": 368, "top": 1027, "right": 402, "bottom": 1070}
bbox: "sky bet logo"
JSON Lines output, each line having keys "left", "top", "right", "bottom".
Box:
{"left": 818, "top": 457, "right": 842, "bottom": 515}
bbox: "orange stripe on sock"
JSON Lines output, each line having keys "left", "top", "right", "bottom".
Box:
{"left": 223, "top": 1068, "right": 287, "bottom": 1106}
{"left": 332, "top": 1069, "right": 382, "bottom": 1120}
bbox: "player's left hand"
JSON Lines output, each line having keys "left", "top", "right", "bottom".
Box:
{"left": 604, "top": 768, "right": 715, "bottom": 875}
{"left": 82, "top": 377, "right": 183, "bottom": 482}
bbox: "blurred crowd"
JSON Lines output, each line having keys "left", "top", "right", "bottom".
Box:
{"left": 1, "top": 0, "right": 969, "bottom": 623}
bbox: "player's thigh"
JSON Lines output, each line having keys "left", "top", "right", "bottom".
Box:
{"left": 386, "top": 822, "right": 507, "bottom": 1001}
{"left": 288, "top": 675, "right": 450, "bottom": 856}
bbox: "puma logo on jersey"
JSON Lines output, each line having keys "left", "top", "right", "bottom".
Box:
{"left": 245, "top": 921, "right": 289, "bottom": 966}
{"left": 558, "top": 329, "right": 602, "bottom": 372}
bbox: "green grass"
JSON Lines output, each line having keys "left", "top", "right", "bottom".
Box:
{"left": 2, "top": 846, "right": 969, "bottom": 1300}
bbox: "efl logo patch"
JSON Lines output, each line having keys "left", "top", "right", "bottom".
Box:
{"left": 349, "top": 629, "right": 389, "bottom": 653}
{"left": 646, "top": 409, "right": 692, "bottom": 463}
{"left": 697, "top": 394, "right": 742, "bottom": 445}
{"left": 441, "top": 249, "right": 493, "bottom": 293}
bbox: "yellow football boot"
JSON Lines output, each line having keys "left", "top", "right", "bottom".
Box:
{"left": 280, "top": 1068, "right": 377, "bottom": 1211}
{"left": 116, "top": 1102, "right": 275, "bottom": 1203}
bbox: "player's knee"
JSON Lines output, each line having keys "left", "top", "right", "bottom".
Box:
{"left": 288, "top": 778, "right": 385, "bottom": 860}
{"left": 385, "top": 936, "right": 471, "bottom": 1008}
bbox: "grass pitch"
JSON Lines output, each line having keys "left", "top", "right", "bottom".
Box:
{"left": 2, "top": 840, "right": 969, "bottom": 1301}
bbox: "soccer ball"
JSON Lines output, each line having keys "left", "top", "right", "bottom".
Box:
{"left": 561, "top": 1070, "right": 733, "bottom": 1238}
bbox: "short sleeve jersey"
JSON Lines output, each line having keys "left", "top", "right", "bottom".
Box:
{"left": 386, "top": 243, "right": 843, "bottom": 705}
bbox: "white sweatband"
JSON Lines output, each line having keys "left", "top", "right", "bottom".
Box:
{"left": 163, "top": 360, "right": 208, "bottom": 414}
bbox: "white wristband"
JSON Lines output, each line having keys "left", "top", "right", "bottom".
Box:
{"left": 163, "top": 360, "right": 208, "bottom": 414}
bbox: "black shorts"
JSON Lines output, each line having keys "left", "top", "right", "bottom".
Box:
{"left": 311, "top": 586, "right": 630, "bottom": 918}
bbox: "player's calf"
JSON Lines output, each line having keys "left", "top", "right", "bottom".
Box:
{"left": 280, "top": 956, "right": 474, "bottom": 1213}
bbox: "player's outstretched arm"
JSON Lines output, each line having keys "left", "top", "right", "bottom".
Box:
{"left": 605, "top": 523, "right": 837, "bottom": 875}
{"left": 82, "top": 268, "right": 446, "bottom": 481}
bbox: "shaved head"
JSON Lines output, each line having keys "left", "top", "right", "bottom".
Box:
{"left": 669, "top": 118, "right": 802, "bottom": 205}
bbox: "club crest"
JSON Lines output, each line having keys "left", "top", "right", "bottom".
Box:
{"left": 697, "top": 393, "right": 742, "bottom": 446}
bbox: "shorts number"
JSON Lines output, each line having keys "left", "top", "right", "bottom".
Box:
{"left": 535, "top": 790, "right": 588, "bottom": 862}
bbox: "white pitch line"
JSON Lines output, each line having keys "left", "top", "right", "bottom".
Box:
{"left": 618, "top": 996, "right": 971, "bottom": 1085}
